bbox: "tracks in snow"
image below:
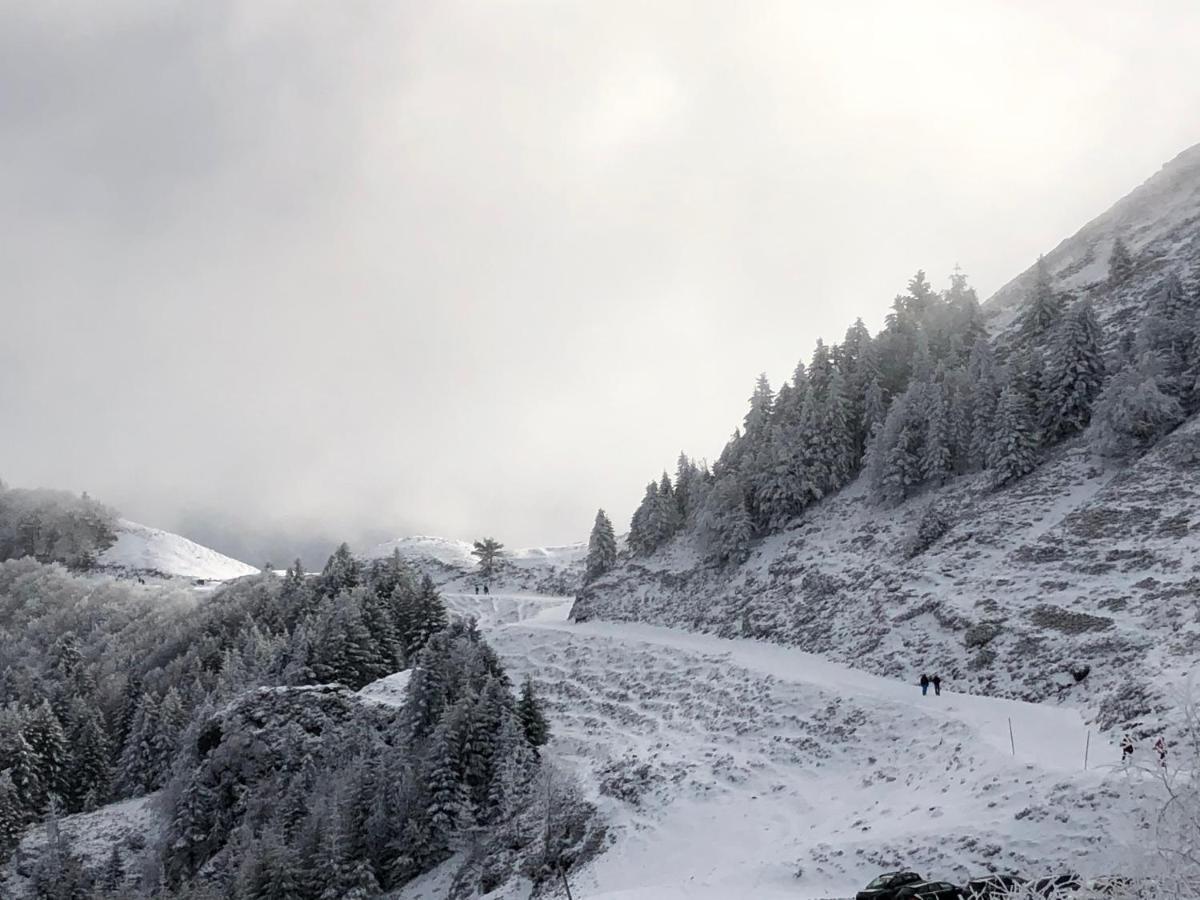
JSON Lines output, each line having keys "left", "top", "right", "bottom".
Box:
{"left": 444, "top": 593, "right": 1139, "bottom": 900}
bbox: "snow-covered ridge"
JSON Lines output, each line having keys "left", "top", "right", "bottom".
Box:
{"left": 985, "top": 140, "right": 1200, "bottom": 322}
{"left": 98, "top": 519, "right": 259, "bottom": 581}
{"left": 367, "top": 533, "right": 587, "bottom": 595}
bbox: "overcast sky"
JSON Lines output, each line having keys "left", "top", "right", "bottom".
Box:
{"left": 3, "top": 1, "right": 1200, "bottom": 563}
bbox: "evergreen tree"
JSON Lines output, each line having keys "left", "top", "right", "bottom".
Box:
{"left": 920, "top": 379, "right": 953, "bottom": 485}
{"left": 987, "top": 384, "right": 1038, "bottom": 488}
{"left": 966, "top": 338, "right": 1000, "bottom": 470}
{"left": 1108, "top": 235, "right": 1134, "bottom": 287}
{"left": 695, "top": 474, "right": 752, "bottom": 564}
{"left": 319, "top": 543, "right": 360, "bottom": 597}
{"left": 0, "top": 769, "right": 23, "bottom": 857}
{"left": 1090, "top": 352, "right": 1186, "bottom": 457}
{"left": 471, "top": 538, "right": 505, "bottom": 583}
{"left": 1019, "top": 256, "right": 1063, "bottom": 339}
{"left": 673, "top": 453, "right": 699, "bottom": 522}
{"left": 100, "top": 844, "right": 125, "bottom": 895}
{"left": 24, "top": 700, "right": 67, "bottom": 810}
{"left": 1042, "top": 298, "right": 1105, "bottom": 441}
{"left": 860, "top": 378, "right": 887, "bottom": 461}
{"left": 869, "top": 390, "right": 923, "bottom": 504}
{"left": 426, "top": 698, "right": 472, "bottom": 854}
{"left": 63, "top": 702, "right": 111, "bottom": 813}
{"left": 117, "top": 692, "right": 160, "bottom": 796}
{"left": 584, "top": 509, "right": 618, "bottom": 584}
{"left": 627, "top": 481, "right": 660, "bottom": 556}
{"left": 516, "top": 675, "right": 550, "bottom": 751}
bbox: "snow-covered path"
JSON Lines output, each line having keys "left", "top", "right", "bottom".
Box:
{"left": 445, "top": 592, "right": 1134, "bottom": 900}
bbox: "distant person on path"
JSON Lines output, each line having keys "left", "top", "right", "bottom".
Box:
{"left": 484, "top": 584, "right": 490, "bottom": 595}
{"left": 1155, "top": 736, "right": 1167, "bottom": 767}
{"left": 1121, "top": 734, "right": 1135, "bottom": 762}
{"left": 920, "top": 674, "right": 930, "bottom": 696}
{"left": 932, "top": 674, "right": 942, "bottom": 696}
{"left": 474, "top": 584, "right": 479, "bottom": 595}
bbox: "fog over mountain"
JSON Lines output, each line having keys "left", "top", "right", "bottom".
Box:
{"left": 4, "top": 2, "right": 1200, "bottom": 559}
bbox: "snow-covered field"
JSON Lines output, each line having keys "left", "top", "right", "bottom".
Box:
{"left": 443, "top": 591, "right": 1151, "bottom": 900}
{"left": 368, "top": 535, "right": 587, "bottom": 595}
{"left": 99, "top": 519, "right": 259, "bottom": 581}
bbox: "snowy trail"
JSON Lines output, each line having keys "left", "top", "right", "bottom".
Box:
{"left": 521, "top": 601, "right": 1115, "bottom": 776}
{"left": 436, "top": 591, "right": 1134, "bottom": 900}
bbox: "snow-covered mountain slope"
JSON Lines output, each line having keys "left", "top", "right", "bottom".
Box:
{"left": 574, "top": 414, "right": 1200, "bottom": 720}
{"left": 986, "top": 142, "right": 1200, "bottom": 331}
{"left": 575, "top": 145, "right": 1200, "bottom": 730}
{"left": 98, "top": 519, "right": 259, "bottom": 581}
{"left": 440, "top": 592, "right": 1152, "bottom": 899}
{"left": 367, "top": 534, "right": 586, "bottom": 595}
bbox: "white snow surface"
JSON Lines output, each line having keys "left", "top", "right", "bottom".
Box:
{"left": 99, "top": 519, "right": 259, "bottom": 581}
{"left": 357, "top": 669, "right": 413, "bottom": 707}
{"left": 441, "top": 592, "right": 1149, "bottom": 900}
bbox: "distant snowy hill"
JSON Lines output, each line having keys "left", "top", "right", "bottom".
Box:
{"left": 367, "top": 534, "right": 587, "bottom": 595}
{"left": 98, "top": 519, "right": 259, "bottom": 581}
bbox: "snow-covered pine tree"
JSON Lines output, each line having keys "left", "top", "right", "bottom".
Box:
{"left": 117, "top": 691, "right": 160, "bottom": 796}
{"left": 1108, "top": 235, "right": 1134, "bottom": 288}
{"left": 471, "top": 537, "right": 504, "bottom": 585}
{"left": 653, "top": 472, "right": 683, "bottom": 544}
{"left": 0, "top": 717, "right": 42, "bottom": 818}
{"left": 987, "top": 384, "right": 1038, "bottom": 488}
{"left": 966, "top": 338, "right": 1000, "bottom": 470}
{"left": 674, "top": 453, "right": 700, "bottom": 523}
{"left": 584, "top": 509, "right": 618, "bottom": 583}
{"left": 869, "top": 389, "right": 923, "bottom": 504}
{"left": 24, "top": 700, "right": 67, "bottom": 811}
{"left": 1042, "top": 297, "right": 1105, "bottom": 441}
{"left": 319, "top": 543, "right": 360, "bottom": 597}
{"left": 860, "top": 377, "right": 887, "bottom": 463}
{"left": 0, "top": 769, "right": 23, "bottom": 857}
{"left": 517, "top": 674, "right": 550, "bottom": 751}
{"left": 425, "top": 698, "right": 472, "bottom": 855}
{"left": 1089, "top": 352, "right": 1186, "bottom": 457}
{"left": 820, "top": 366, "right": 856, "bottom": 492}
{"left": 920, "top": 378, "right": 953, "bottom": 485}
{"left": 63, "top": 701, "right": 111, "bottom": 812}
{"left": 153, "top": 687, "right": 188, "bottom": 787}
{"left": 627, "top": 481, "right": 659, "bottom": 556}
{"left": 1019, "top": 256, "right": 1063, "bottom": 340}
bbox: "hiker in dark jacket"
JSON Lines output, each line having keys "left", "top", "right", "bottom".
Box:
{"left": 920, "top": 674, "right": 930, "bottom": 696}
{"left": 1121, "top": 734, "right": 1134, "bottom": 762}
{"left": 932, "top": 674, "right": 942, "bottom": 696}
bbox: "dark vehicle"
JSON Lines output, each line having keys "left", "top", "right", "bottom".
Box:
{"left": 896, "top": 881, "right": 964, "bottom": 900}
{"left": 1031, "top": 873, "right": 1082, "bottom": 897}
{"left": 964, "top": 875, "right": 1027, "bottom": 898}
{"left": 857, "top": 872, "right": 925, "bottom": 900}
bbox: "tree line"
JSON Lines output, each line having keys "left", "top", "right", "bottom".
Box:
{"left": 0, "top": 535, "right": 572, "bottom": 898}
{"left": 584, "top": 245, "right": 1200, "bottom": 576}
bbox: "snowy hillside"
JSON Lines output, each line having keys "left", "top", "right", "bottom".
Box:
{"left": 367, "top": 534, "right": 587, "bottom": 595}
{"left": 575, "top": 414, "right": 1200, "bottom": 719}
{"left": 575, "top": 143, "right": 1200, "bottom": 731}
{"left": 987, "top": 142, "right": 1200, "bottom": 330}
{"left": 422, "top": 593, "right": 1151, "bottom": 899}
{"left": 98, "top": 519, "right": 259, "bottom": 581}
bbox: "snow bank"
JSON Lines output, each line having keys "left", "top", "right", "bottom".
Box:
{"left": 99, "top": 519, "right": 259, "bottom": 581}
